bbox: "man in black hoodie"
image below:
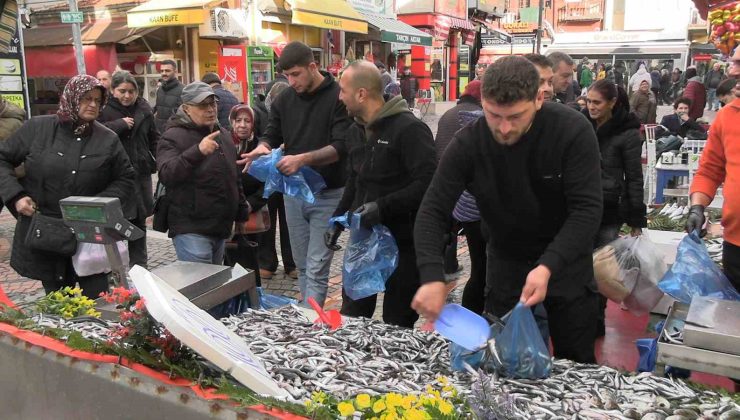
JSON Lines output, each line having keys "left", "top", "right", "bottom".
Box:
{"left": 242, "top": 41, "right": 352, "bottom": 308}
{"left": 154, "top": 60, "right": 183, "bottom": 133}
{"left": 411, "top": 56, "right": 603, "bottom": 363}
{"left": 324, "top": 60, "right": 436, "bottom": 327}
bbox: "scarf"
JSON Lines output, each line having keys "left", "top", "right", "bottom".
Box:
{"left": 57, "top": 74, "right": 107, "bottom": 135}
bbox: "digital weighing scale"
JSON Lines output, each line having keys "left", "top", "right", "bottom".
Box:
{"left": 59, "top": 196, "right": 259, "bottom": 319}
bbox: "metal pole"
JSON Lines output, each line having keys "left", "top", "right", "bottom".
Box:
{"left": 536, "top": 0, "right": 544, "bottom": 54}
{"left": 67, "top": 0, "right": 86, "bottom": 74}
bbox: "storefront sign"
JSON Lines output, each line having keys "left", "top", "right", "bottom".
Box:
{"left": 435, "top": 0, "right": 466, "bottom": 19}
{"left": 60, "top": 11, "right": 84, "bottom": 24}
{"left": 381, "top": 31, "right": 433, "bottom": 46}
{"left": 513, "top": 35, "right": 535, "bottom": 45}
{"left": 502, "top": 21, "right": 535, "bottom": 33}
{"left": 693, "top": 53, "right": 712, "bottom": 61}
{"left": 292, "top": 9, "right": 368, "bottom": 33}
{"left": 130, "top": 266, "right": 287, "bottom": 397}
{"left": 481, "top": 36, "right": 507, "bottom": 46}
{"left": 127, "top": 8, "right": 206, "bottom": 28}
{"left": 348, "top": 0, "right": 388, "bottom": 15}
{"left": 0, "top": 26, "right": 29, "bottom": 114}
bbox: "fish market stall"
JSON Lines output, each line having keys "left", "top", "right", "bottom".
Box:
{"left": 657, "top": 297, "right": 740, "bottom": 379}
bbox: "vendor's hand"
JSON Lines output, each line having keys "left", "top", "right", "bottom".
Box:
{"left": 685, "top": 204, "right": 706, "bottom": 237}
{"left": 630, "top": 227, "right": 643, "bottom": 237}
{"left": 122, "top": 117, "right": 135, "bottom": 129}
{"left": 15, "top": 196, "right": 36, "bottom": 217}
{"left": 198, "top": 131, "right": 220, "bottom": 156}
{"left": 356, "top": 202, "right": 381, "bottom": 229}
{"left": 520, "top": 265, "right": 551, "bottom": 307}
{"left": 411, "top": 281, "right": 448, "bottom": 323}
{"left": 276, "top": 153, "right": 306, "bottom": 176}
{"left": 237, "top": 143, "right": 272, "bottom": 173}
{"left": 324, "top": 222, "right": 344, "bottom": 251}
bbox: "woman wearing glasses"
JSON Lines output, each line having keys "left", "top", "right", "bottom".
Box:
{"left": 156, "top": 82, "right": 248, "bottom": 278}
{"left": 0, "top": 75, "right": 136, "bottom": 298}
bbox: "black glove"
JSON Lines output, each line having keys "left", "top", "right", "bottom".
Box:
{"left": 356, "top": 202, "right": 381, "bottom": 229}
{"left": 324, "top": 222, "right": 344, "bottom": 251}
{"left": 685, "top": 204, "right": 706, "bottom": 237}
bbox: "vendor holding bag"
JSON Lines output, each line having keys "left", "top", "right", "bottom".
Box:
{"left": 0, "top": 75, "right": 136, "bottom": 299}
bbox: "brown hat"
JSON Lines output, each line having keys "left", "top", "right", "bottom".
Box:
{"left": 462, "top": 80, "right": 482, "bottom": 102}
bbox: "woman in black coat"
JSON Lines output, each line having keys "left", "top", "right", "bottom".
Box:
{"left": 98, "top": 70, "right": 159, "bottom": 268}
{"left": 0, "top": 75, "right": 136, "bottom": 298}
{"left": 584, "top": 79, "right": 647, "bottom": 335}
{"left": 226, "top": 104, "right": 268, "bottom": 286}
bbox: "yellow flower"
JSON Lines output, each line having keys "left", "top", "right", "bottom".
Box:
{"left": 312, "top": 391, "right": 326, "bottom": 404}
{"left": 373, "top": 399, "right": 387, "bottom": 413}
{"left": 401, "top": 395, "right": 416, "bottom": 409}
{"left": 381, "top": 411, "right": 398, "bottom": 420}
{"left": 355, "top": 393, "right": 372, "bottom": 409}
{"left": 386, "top": 393, "right": 403, "bottom": 409}
{"left": 436, "top": 376, "right": 449, "bottom": 385}
{"left": 403, "top": 408, "right": 429, "bottom": 420}
{"left": 338, "top": 401, "right": 355, "bottom": 417}
{"left": 438, "top": 400, "right": 453, "bottom": 415}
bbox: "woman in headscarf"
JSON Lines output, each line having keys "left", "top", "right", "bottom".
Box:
{"left": 225, "top": 104, "right": 267, "bottom": 286}
{"left": 98, "top": 70, "right": 159, "bottom": 268}
{"left": 0, "top": 75, "right": 136, "bottom": 298}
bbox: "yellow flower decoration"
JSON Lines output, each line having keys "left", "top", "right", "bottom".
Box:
{"left": 338, "top": 401, "right": 355, "bottom": 417}
{"left": 438, "top": 400, "right": 453, "bottom": 415}
{"left": 355, "top": 393, "right": 372, "bottom": 409}
{"left": 403, "top": 408, "right": 429, "bottom": 420}
{"left": 381, "top": 411, "right": 399, "bottom": 420}
{"left": 401, "top": 395, "right": 416, "bottom": 409}
{"left": 386, "top": 393, "right": 403, "bottom": 409}
{"left": 436, "top": 376, "right": 449, "bottom": 385}
{"left": 373, "top": 399, "right": 387, "bottom": 413}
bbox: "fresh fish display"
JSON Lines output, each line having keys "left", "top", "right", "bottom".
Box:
{"left": 467, "top": 358, "right": 740, "bottom": 419}
{"left": 221, "top": 305, "right": 460, "bottom": 400}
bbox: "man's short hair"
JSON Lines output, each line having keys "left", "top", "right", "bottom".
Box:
{"left": 482, "top": 56, "right": 540, "bottom": 104}
{"left": 161, "top": 59, "right": 177, "bottom": 69}
{"left": 201, "top": 72, "right": 221, "bottom": 85}
{"left": 348, "top": 60, "right": 383, "bottom": 97}
{"left": 278, "top": 42, "right": 314, "bottom": 70}
{"left": 547, "top": 51, "right": 574, "bottom": 69}
{"left": 524, "top": 53, "right": 553, "bottom": 70}
{"left": 673, "top": 97, "right": 692, "bottom": 109}
{"left": 716, "top": 78, "right": 736, "bottom": 96}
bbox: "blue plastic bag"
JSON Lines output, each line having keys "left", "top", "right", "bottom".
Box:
{"left": 248, "top": 149, "right": 327, "bottom": 203}
{"left": 329, "top": 212, "right": 399, "bottom": 301}
{"left": 658, "top": 232, "right": 740, "bottom": 304}
{"left": 257, "top": 287, "right": 297, "bottom": 310}
{"left": 492, "top": 302, "right": 553, "bottom": 379}
{"left": 636, "top": 337, "right": 658, "bottom": 372}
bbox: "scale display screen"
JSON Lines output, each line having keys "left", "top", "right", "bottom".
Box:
{"left": 62, "top": 204, "right": 108, "bottom": 223}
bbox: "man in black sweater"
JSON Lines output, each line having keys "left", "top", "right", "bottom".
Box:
{"left": 242, "top": 42, "right": 352, "bottom": 308}
{"left": 411, "top": 56, "right": 603, "bottom": 363}
{"left": 324, "top": 60, "right": 437, "bottom": 327}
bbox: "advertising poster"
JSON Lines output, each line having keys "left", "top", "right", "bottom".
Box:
{"left": 0, "top": 22, "right": 29, "bottom": 115}
{"left": 219, "top": 47, "right": 247, "bottom": 103}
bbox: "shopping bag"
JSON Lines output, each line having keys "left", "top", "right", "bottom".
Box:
{"left": 492, "top": 302, "right": 553, "bottom": 379}
{"left": 658, "top": 231, "right": 740, "bottom": 304}
{"left": 329, "top": 212, "right": 399, "bottom": 301}
{"left": 258, "top": 287, "right": 297, "bottom": 310}
{"left": 597, "top": 236, "right": 666, "bottom": 315}
{"left": 72, "top": 241, "right": 129, "bottom": 277}
{"left": 248, "top": 149, "right": 327, "bottom": 203}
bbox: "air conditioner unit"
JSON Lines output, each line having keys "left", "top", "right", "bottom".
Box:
{"left": 200, "top": 8, "right": 249, "bottom": 39}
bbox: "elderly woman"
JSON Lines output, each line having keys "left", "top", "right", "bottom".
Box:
{"left": 0, "top": 75, "right": 136, "bottom": 298}
{"left": 98, "top": 70, "right": 159, "bottom": 268}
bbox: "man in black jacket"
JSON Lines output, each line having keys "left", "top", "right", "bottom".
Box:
{"left": 411, "top": 56, "right": 603, "bottom": 363}
{"left": 659, "top": 97, "right": 706, "bottom": 138}
{"left": 242, "top": 41, "right": 352, "bottom": 308}
{"left": 324, "top": 60, "right": 436, "bottom": 327}
{"left": 154, "top": 60, "right": 183, "bottom": 133}
{"left": 157, "top": 82, "right": 248, "bottom": 265}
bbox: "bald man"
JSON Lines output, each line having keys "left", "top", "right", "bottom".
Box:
{"left": 325, "top": 60, "right": 437, "bottom": 327}
{"left": 96, "top": 70, "right": 111, "bottom": 90}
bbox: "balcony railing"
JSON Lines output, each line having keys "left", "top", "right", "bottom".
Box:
{"left": 557, "top": 1, "right": 603, "bottom": 22}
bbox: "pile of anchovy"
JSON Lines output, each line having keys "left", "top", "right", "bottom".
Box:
{"left": 467, "top": 359, "right": 740, "bottom": 420}
{"left": 221, "top": 305, "right": 461, "bottom": 400}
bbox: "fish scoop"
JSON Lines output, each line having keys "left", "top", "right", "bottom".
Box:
{"left": 434, "top": 303, "right": 491, "bottom": 351}
{"left": 307, "top": 297, "right": 342, "bottom": 330}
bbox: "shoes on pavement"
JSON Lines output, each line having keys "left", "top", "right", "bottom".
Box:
{"left": 286, "top": 269, "right": 298, "bottom": 279}
{"left": 259, "top": 269, "right": 274, "bottom": 280}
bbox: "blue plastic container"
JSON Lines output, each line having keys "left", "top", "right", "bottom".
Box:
{"left": 434, "top": 303, "right": 491, "bottom": 351}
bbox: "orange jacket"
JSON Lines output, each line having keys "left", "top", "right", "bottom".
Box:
{"left": 690, "top": 98, "right": 740, "bottom": 246}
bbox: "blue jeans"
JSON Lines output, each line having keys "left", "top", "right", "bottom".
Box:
{"left": 706, "top": 88, "right": 718, "bottom": 111}
{"left": 173, "top": 233, "right": 226, "bottom": 264}
{"left": 283, "top": 187, "right": 343, "bottom": 307}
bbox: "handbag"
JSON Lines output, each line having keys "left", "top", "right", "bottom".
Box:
{"left": 24, "top": 212, "right": 77, "bottom": 256}
{"left": 234, "top": 205, "right": 271, "bottom": 235}
{"left": 152, "top": 181, "right": 169, "bottom": 233}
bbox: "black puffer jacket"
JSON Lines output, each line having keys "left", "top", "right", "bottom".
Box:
{"left": 235, "top": 135, "right": 267, "bottom": 213}
{"left": 157, "top": 107, "right": 248, "bottom": 239}
{"left": 99, "top": 97, "right": 158, "bottom": 175}
{"left": 434, "top": 95, "right": 481, "bottom": 160}
{"left": 154, "top": 78, "right": 183, "bottom": 133}
{"left": 0, "top": 115, "right": 136, "bottom": 283}
{"left": 583, "top": 107, "right": 646, "bottom": 228}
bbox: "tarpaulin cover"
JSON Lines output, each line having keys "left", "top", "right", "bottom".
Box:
{"left": 24, "top": 44, "right": 118, "bottom": 78}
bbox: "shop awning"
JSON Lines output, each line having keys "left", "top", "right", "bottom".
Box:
{"left": 435, "top": 15, "right": 476, "bottom": 44}
{"left": 24, "top": 44, "right": 118, "bottom": 78}
{"left": 285, "top": 0, "right": 367, "bottom": 34}
{"left": 546, "top": 41, "right": 690, "bottom": 58}
{"left": 22, "top": 21, "right": 155, "bottom": 48}
{"left": 362, "top": 13, "right": 432, "bottom": 46}
{"left": 127, "top": 0, "right": 218, "bottom": 28}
